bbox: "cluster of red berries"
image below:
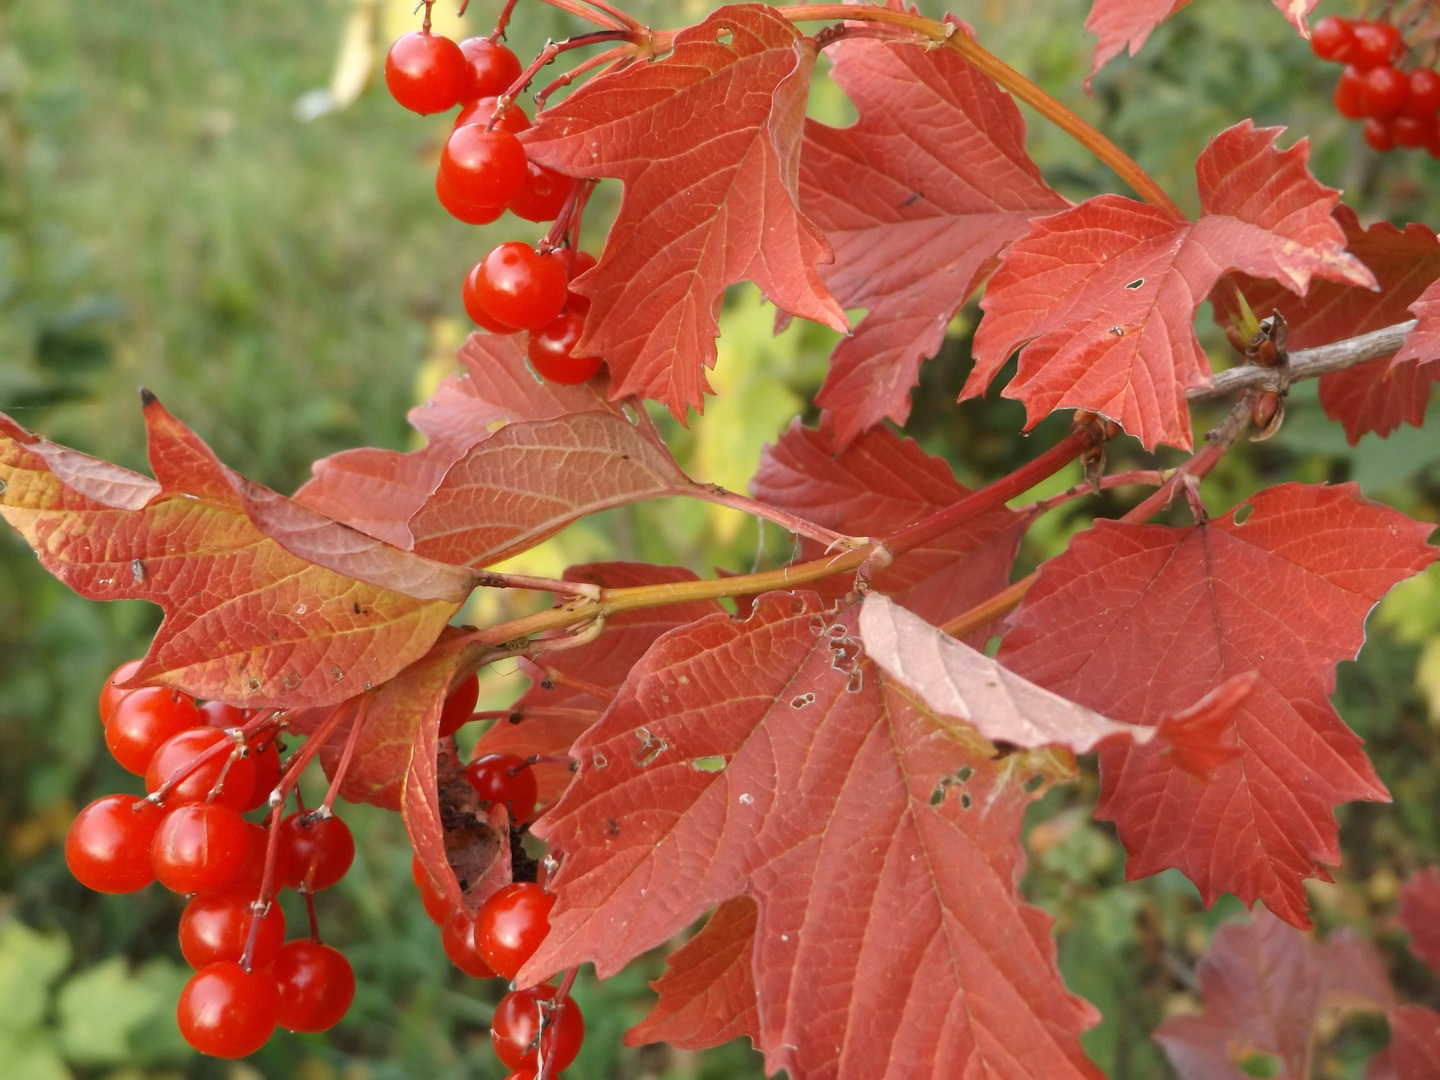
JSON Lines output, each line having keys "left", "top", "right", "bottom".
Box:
{"left": 1312, "top": 15, "right": 1440, "bottom": 155}
{"left": 65, "top": 661, "right": 357, "bottom": 1058}
{"left": 384, "top": 20, "right": 602, "bottom": 386}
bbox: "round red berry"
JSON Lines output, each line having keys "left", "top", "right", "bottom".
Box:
{"left": 464, "top": 753, "right": 539, "bottom": 822}
{"left": 199, "top": 700, "right": 249, "bottom": 729}
{"left": 273, "top": 940, "right": 355, "bottom": 1033}
{"left": 476, "top": 882, "right": 555, "bottom": 979}
{"left": 463, "top": 263, "right": 520, "bottom": 333}
{"left": 1334, "top": 66, "right": 1367, "bottom": 119}
{"left": 99, "top": 659, "right": 144, "bottom": 724}
{"left": 1351, "top": 21, "right": 1402, "bottom": 70}
{"left": 549, "top": 249, "right": 597, "bottom": 316}
{"left": 153, "top": 802, "right": 250, "bottom": 894}
{"left": 242, "top": 738, "right": 281, "bottom": 814}
{"left": 385, "top": 30, "right": 467, "bottom": 115}
{"left": 436, "top": 170, "right": 506, "bottom": 225}
{"left": 66, "top": 794, "right": 165, "bottom": 893}
{"left": 146, "top": 727, "right": 256, "bottom": 811}
{"left": 179, "top": 891, "right": 286, "bottom": 970}
{"left": 1360, "top": 65, "right": 1409, "bottom": 118}
{"left": 1404, "top": 68, "right": 1440, "bottom": 117}
{"left": 1364, "top": 116, "right": 1396, "bottom": 151}
{"left": 177, "top": 961, "right": 280, "bottom": 1058}
{"left": 442, "top": 911, "right": 497, "bottom": 978}
{"left": 440, "top": 125, "right": 528, "bottom": 208}
{"left": 1393, "top": 114, "right": 1435, "bottom": 148}
{"left": 1310, "top": 16, "right": 1355, "bottom": 63}
{"left": 529, "top": 312, "right": 602, "bottom": 384}
{"left": 411, "top": 854, "right": 458, "bottom": 924}
{"left": 106, "top": 687, "right": 201, "bottom": 775}
{"left": 509, "top": 162, "right": 576, "bottom": 223}
{"left": 491, "top": 983, "right": 585, "bottom": 1072}
{"left": 455, "top": 96, "right": 530, "bottom": 132}
{"left": 276, "top": 812, "right": 355, "bottom": 892}
{"left": 459, "top": 37, "right": 523, "bottom": 101}
{"left": 471, "top": 242, "right": 569, "bottom": 331}
{"left": 228, "top": 822, "right": 271, "bottom": 895}
{"left": 438, "top": 672, "right": 480, "bottom": 737}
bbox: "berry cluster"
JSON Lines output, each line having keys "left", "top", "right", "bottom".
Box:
{"left": 66, "top": 661, "right": 357, "bottom": 1058}
{"left": 384, "top": 12, "right": 601, "bottom": 386}
{"left": 1312, "top": 15, "right": 1440, "bottom": 154}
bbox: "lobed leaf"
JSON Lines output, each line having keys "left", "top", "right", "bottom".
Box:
{"left": 1384, "top": 1006, "right": 1440, "bottom": 1080}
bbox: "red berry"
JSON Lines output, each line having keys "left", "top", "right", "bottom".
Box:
{"left": 529, "top": 313, "right": 603, "bottom": 384}
{"left": 411, "top": 854, "right": 458, "bottom": 924}
{"left": 440, "top": 125, "right": 528, "bottom": 208}
{"left": 65, "top": 794, "right": 165, "bottom": 893}
{"left": 99, "top": 659, "right": 144, "bottom": 724}
{"left": 491, "top": 983, "right": 585, "bottom": 1073}
{"left": 463, "top": 263, "right": 520, "bottom": 333}
{"left": 438, "top": 672, "right": 481, "bottom": 737}
{"left": 276, "top": 812, "right": 355, "bottom": 892}
{"left": 1393, "top": 114, "right": 1435, "bottom": 148}
{"left": 153, "top": 802, "right": 250, "bottom": 894}
{"left": 1351, "top": 21, "right": 1402, "bottom": 70}
{"left": 1364, "top": 116, "right": 1396, "bottom": 151}
{"left": 464, "top": 753, "right": 539, "bottom": 822}
{"left": 459, "top": 37, "right": 523, "bottom": 100}
{"left": 242, "top": 739, "right": 281, "bottom": 814}
{"left": 106, "top": 687, "right": 201, "bottom": 774}
{"left": 146, "top": 728, "right": 256, "bottom": 811}
{"left": 509, "top": 162, "right": 576, "bottom": 223}
{"left": 1361, "top": 65, "right": 1409, "bottom": 117}
{"left": 199, "top": 701, "right": 249, "bottom": 729}
{"left": 476, "top": 882, "right": 555, "bottom": 979}
{"left": 177, "top": 961, "right": 279, "bottom": 1058}
{"left": 385, "top": 30, "right": 467, "bottom": 115}
{"left": 228, "top": 822, "right": 271, "bottom": 895}
{"left": 455, "top": 96, "right": 530, "bottom": 133}
{"left": 1311, "top": 16, "right": 1355, "bottom": 62}
{"left": 179, "top": 891, "right": 286, "bottom": 970}
{"left": 473, "top": 242, "right": 569, "bottom": 331}
{"left": 273, "top": 941, "right": 355, "bottom": 1033}
{"left": 1335, "top": 66, "right": 1367, "bottom": 119}
{"left": 1404, "top": 68, "right": 1440, "bottom": 117}
{"left": 437, "top": 170, "right": 505, "bottom": 225}
{"left": 442, "top": 911, "right": 497, "bottom": 978}
{"left": 550, "top": 249, "right": 597, "bottom": 316}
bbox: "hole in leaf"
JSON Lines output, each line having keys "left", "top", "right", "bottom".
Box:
{"left": 715, "top": 25, "right": 733, "bottom": 45}
{"left": 960, "top": 792, "right": 972, "bottom": 810}
{"left": 957, "top": 765, "right": 973, "bottom": 783}
{"left": 690, "top": 755, "right": 727, "bottom": 773}
{"left": 1024, "top": 773, "right": 1045, "bottom": 794}
{"left": 1125, "top": 278, "right": 1144, "bottom": 290}
{"left": 1233, "top": 503, "right": 1254, "bottom": 525}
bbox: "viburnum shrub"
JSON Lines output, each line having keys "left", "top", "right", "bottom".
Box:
{"left": 7, "top": 0, "right": 1440, "bottom": 1074}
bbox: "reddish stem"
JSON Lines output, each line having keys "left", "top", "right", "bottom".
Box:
{"left": 536, "top": 967, "right": 580, "bottom": 1080}
{"left": 1018, "top": 469, "right": 1170, "bottom": 515}
{"left": 531, "top": 664, "right": 616, "bottom": 702}
{"left": 535, "top": 44, "right": 636, "bottom": 106}
{"left": 531, "top": 0, "right": 625, "bottom": 29}
{"left": 146, "top": 709, "right": 280, "bottom": 806}
{"left": 488, "top": 30, "right": 647, "bottom": 130}
{"left": 490, "top": 0, "right": 521, "bottom": 40}
{"left": 317, "top": 697, "right": 371, "bottom": 817}
{"left": 692, "top": 484, "right": 857, "bottom": 549}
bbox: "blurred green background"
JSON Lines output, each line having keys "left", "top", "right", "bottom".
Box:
{"left": 1, "top": 0, "right": 1437, "bottom": 1077}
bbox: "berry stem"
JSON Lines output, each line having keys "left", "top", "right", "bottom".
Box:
{"left": 527, "top": 661, "right": 617, "bottom": 702}
{"left": 690, "top": 483, "right": 864, "bottom": 549}
{"left": 536, "top": 967, "right": 580, "bottom": 1080}
{"left": 490, "top": 0, "right": 522, "bottom": 41}
{"left": 535, "top": 44, "right": 637, "bottom": 107}
{"left": 490, "top": 30, "right": 650, "bottom": 130}
{"left": 531, "top": 0, "right": 627, "bottom": 30}
{"left": 146, "top": 708, "right": 279, "bottom": 806}
{"left": 317, "top": 696, "right": 371, "bottom": 818}
{"left": 1015, "top": 469, "right": 1170, "bottom": 515}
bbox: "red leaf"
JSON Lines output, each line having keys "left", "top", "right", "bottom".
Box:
{"left": 996, "top": 483, "right": 1437, "bottom": 926}
{"left": 860, "top": 592, "right": 1248, "bottom": 763}
{"left": 523, "top": 5, "right": 846, "bottom": 418}
{"left": 1155, "top": 911, "right": 1391, "bottom": 1080}
{"left": 626, "top": 895, "right": 761, "bottom": 1051}
{"left": 1227, "top": 208, "right": 1440, "bottom": 442}
{"left": 1387, "top": 1006, "right": 1440, "bottom": 1080}
{"left": 750, "top": 420, "right": 1028, "bottom": 639}
{"left": 1395, "top": 277, "right": 1440, "bottom": 365}
{"left": 295, "top": 334, "right": 625, "bottom": 547}
{"left": 472, "top": 562, "right": 727, "bottom": 803}
{"left": 524, "top": 592, "right": 1102, "bottom": 1080}
{"left": 0, "top": 401, "right": 465, "bottom": 708}
{"left": 965, "top": 122, "right": 1374, "bottom": 450}
{"left": 1398, "top": 867, "right": 1440, "bottom": 977}
{"left": 798, "top": 34, "right": 1065, "bottom": 444}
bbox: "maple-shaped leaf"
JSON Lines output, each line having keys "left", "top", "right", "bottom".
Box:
{"left": 860, "top": 592, "right": 1249, "bottom": 766}
{"left": 749, "top": 420, "right": 1028, "bottom": 638}
{"left": 997, "top": 483, "right": 1437, "bottom": 926}
{"left": 1226, "top": 208, "right": 1440, "bottom": 442}
{"left": 626, "top": 895, "right": 761, "bottom": 1051}
{"left": 965, "top": 122, "right": 1374, "bottom": 451}
{"left": 295, "top": 334, "right": 625, "bottom": 547}
{"left": 1086, "top": 0, "right": 1318, "bottom": 83}
{"left": 797, "top": 34, "right": 1066, "bottom": 444}
{"left": 522, "top": 4, "right": 846, "bottom": 417}
{"left": 523, "top": 591, "right": 1102, "bottom": 1080}
{"left": 1398, "top": 867, "right": 1440, "bottom": 977}
{"left": 472, "top": 562, "right": 727, "bottom": 803}
{"left": 1155, "top": 911, "right": 1393, "bottom": 1080}
{"left": 1381, "top": 1006, "right": 1440, "bottom": 1080}
{"left": 0, "top": 401, "right": 467, "bottom": 708}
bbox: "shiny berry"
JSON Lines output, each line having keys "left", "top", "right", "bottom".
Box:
{"left": 1351, "top": 21, "right": 1402, "bottom": 70}
{"left": 411, "top": 854, "right": 458, "bottom": 924}
{"left": 1364, "top": 116, "right": 1396, "bottom": 151}
{"left": 1335, "top": 66, "right": 1367, "bottom": 119}
{"left": 177, "top": 961, "right": 279, "bottom": 1058}
{"left": 438, "top": 672, "right": 480, "bottom": 737}
{"left": 551, "top": 249, "right": 597, "bottom": 316}
{"left": 472, "top": 242, "right": 569, "bottom": 331}
{"left": 242, "top": 739, "right": 281, "bottom": 814}
{"left": 1361, "top": 65, "right": 1409, "bottom": 118}
{"left": 440, "top": 125, "right": 527, "bottom": 208}
{"left": 459, "top": 38, "right": 523, "bottom": 100}
{"left": 146, "top": 728, "right": 256, "bottom": 811}
{"left": 152, "top": 802, "right": 250, "bottom": 894}
{"left": 463, "top": 263, "right": 520, "bottom": 333}
{"left": 65, "top": 794, "right": 165, "bottom": 893}
{"left": 179, "top": 891, "right": 286, "bottom": 970}
{"left": 442, "top": 911, "right": 497, "bottom": 978}
{"left": 529, "top": 312, "right": 602, "bottom": 384}
{"left": 276, "top": 812, "right": 354, "bottom": 892}
{"left": 273, "top": 941, "right": 355, "bottom": 1033}
{"left": 454, "top": 96, "right": 530, "bottom": 132}
{"left": 464, "top": 753, "right": 539, "bottom": 822}
{"left": 99, "top": 659, "right": 144, "bottom": 724}
{"left": 385, "top": 30, "right": 467, "bottom": 115}
{"left": 436, "top": 170, "right": 505, "bottom": 225}
{"left": 509, "top": 162, "right": 575, "bottom": 223}
{"left": 1404, "top": 68, "right": 1440, "bottom": 117}
{"left": 491, "top": 983, "right": 585, "bottom": 1072}
{"left": 199, "top": 701, "right": 249, "bottom": 729}
{"left": 228, "top": 822, "right": 272, "bottom": 895}
{"left": 1311, "top": 16, "right": 1355, "bottom": 62}
{"left": 1393, "top": 114, "right": 1435, "bottom": 148}
{"left": 106, "top": 687, "right": 201, "bottom": 774}
{"left": 476, "top": 882, "right": 555, "bottom": 979}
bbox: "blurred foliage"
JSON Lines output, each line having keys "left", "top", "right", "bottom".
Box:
{"left": 0, "top": 0, "right": 1436, "bottom": 1078}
